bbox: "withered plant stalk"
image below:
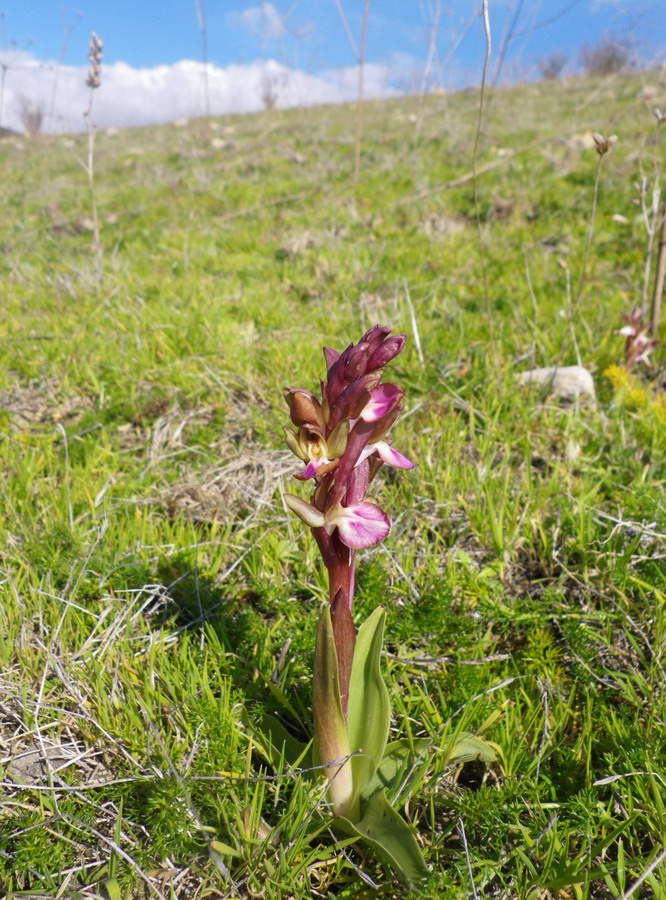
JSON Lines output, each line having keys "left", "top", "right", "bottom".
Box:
{"left": 83, "top": 32, "right": 103, "bottom": 278}
{"left": 334, "top": 0, "right": 371, "bottom": 184}
{"left": 651, "top": 205, "right": 666, "bottom": 338}
{"left": 556, "top": 132, "right": 615, "bottom": 365}
{"left": 471, "top": 0, "right": 496, "bottom": 359}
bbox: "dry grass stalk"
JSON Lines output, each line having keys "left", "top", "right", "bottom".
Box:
{"left": 472, "top": 0, "right": 495, "bottom": 358}
{"left": 193, "top": 0, "right": 211, "bottom": 119}
{"left": 84, "top": 32, "right": 103, "bottom": 277}
{"left": 334, "top": 0, "right": 371, "bottom": 184}
{"left": 650, "top": 203, "right": 666, "bottom": 337}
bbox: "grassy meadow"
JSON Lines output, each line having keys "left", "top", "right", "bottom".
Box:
{"left": 1, "top": 69, "right": 666, "bottom": 898}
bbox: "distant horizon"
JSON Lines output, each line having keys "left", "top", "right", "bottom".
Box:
{"left": 0, "top": 52, "right": 662, "bottom": 138}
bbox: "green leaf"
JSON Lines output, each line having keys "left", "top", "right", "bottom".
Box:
{"left": 105, "top": 880, "right": 122, "bottom": 900}
{"left": 362, "top": 737, "right": 432, "bottom": 804}
{"left": 336, "top": 789, "right": 429, "bottom": 891}
{"left": 209, "top": 840, "right": 242, "bottom": 858}
{"left": 443, "top": 732, "right": 497, "bottom": 765}
{"left": 347, "top": 607, "right": 390, "bottom": 812}
{"left": 251, "top": 713, "right": 313, "bottom": 772}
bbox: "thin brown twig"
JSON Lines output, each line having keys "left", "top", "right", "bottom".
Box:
{"left": 638, "top": 176, "right": 658, "bottom": 317}
{"left": 523, "top": 248, "right": 539, "bottom": 369}
{"left": 650, "top": 204, "right": 666, "bottom": 337}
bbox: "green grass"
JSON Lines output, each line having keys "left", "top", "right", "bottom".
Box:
{"left": 1, "top": 69, "right": 665, "bottom": 898}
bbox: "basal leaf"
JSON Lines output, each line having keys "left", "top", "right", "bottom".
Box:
{"left": 443, "top": 732, "right": 498, "bottom": 765}
{"left": 336, "top": 789, "right": 429, "bottom": 891}
{"left": 253, "top": 713, "right": 313, "bottom": 772}
{"left": 362, "top": 737, "right": 431, "bottom": 804}
{"left": 346, "top": 607, "right": 390, "bottom": 810}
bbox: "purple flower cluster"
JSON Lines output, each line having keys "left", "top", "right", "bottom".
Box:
{"left": 283, "top": 326, "right": 413, "bottom": 713}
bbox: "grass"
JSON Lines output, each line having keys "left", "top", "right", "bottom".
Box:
{"left": 1, "top": 68, "right": 665, "bottom": 898}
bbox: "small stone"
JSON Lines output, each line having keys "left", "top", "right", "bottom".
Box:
{"left": 516, "top": 365, "right": 596, "bottom": 402}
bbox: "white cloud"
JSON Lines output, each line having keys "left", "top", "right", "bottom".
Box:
{"left": 0, "top": 52, "right": 402, "bottom": 134}
{"left": 236, "top": 3, "right": 286, "bottom": 40}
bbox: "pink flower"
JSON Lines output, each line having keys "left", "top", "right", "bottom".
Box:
{"left": 359, "top": 383, "right": 404, "bottom": 423}
{"left": 358, "top": 440, "right": 414, "bottom": 470}
{"left": 284, "top": 494, "right": 390, "bottom": 550}
{"left": 284, "top": 421, "right": 349, "bottom": 481}
{"left": 616, "top": 308, "right": 659, "bottom": 369}
{"left": 325, "top": 501, "right": 390, "bottom": 549}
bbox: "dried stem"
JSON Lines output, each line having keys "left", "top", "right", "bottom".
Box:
{"left": 193, "top": 0, "right": 211, "bottom": 119}
{"left": 334, "top": 0, "right": 370, "bottom": 184}
{"left": 574, "top": 152, "right": 603, "bottom": 311}
{"left": 472, "top": 0, "right": 495, "bottom": 358}
{"left": 638, "top": 177, "right": 659, "bottom": 317}
{"left": 353, "top": 0, "right": 370, "bottom": 184}
{"left": 651, "top": 204, "right": 666, "bottom": 338}
{"left": 84, "top": 103, "right": 102, "bottom": 276}
{"left": 556, "top": 145, "right": 609, "bottom": 365}
{"left": 83, "top": 32, "right": 103, "bottom": 279}
{"left": 414, "top": 0, "right": 441, "bottom": 141}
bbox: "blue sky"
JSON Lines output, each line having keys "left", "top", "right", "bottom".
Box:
{"left": 1, "top": 1, "right": 664, "bottom": 133}
{"left": 6, "top": 1, "right": 664, "bottom": 77}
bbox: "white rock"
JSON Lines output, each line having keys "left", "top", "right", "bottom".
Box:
{"left": 516, "top": 365, "right": 596, "bottom": 402}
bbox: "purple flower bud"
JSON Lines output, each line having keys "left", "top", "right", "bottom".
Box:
{"left": 325, "top": 343, "right": 353, "bottom": 402}
{"left": 358, "top": 325, "right": 392, "bottom": 356}
{"left": 366, "top": 334, "right": 406, "bottom": 371}
{"left": 327, "top": 373, "right": 380, "bottom": 431}
{"left": 284, "top": 388, "right": 325, "bottom": 429}
{"left": 323, "top": 346, "right": 340, "bottom": 373}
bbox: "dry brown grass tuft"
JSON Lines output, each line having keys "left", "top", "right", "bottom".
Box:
{"left": 0, "top": 377, "right": 92, "bottom": 430}
{"left": 161, "top": 449, "right": 295, "bottom": 524}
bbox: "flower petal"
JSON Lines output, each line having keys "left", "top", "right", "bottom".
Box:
{"left": 293, "top": 458, "right": 338, "bottom": 481}
{"left": 373, "top": 440, "right": 415, "bottom": 469}
{"left": 284, "top": 494, "right": 326, "bottom": 528}
{"left": 327, "top": 502, "right": 390, "bottom": 549}
{"left": 356, "top": 440, "right": 415, "bottom": 470}
{"left": 294, "top": 461, "right": 321, "bottom": 481}
{"left": 284, "top": 428, "right": 308, "bottom": 461}
{"left": 360, "top": 383, "right": 404, "bottom": 422}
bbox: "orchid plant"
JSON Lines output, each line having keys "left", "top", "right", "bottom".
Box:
{"left": 280, "top": 326, "right": 429, "bottom": 886}
{"left": 615, "top": 307, "right": 659, "bottom": 370}
{"left": 264, "top": 326, "right": 496, "bottom": 889}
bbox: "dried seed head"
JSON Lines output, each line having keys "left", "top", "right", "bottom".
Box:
{"left": 86, "top": 32, "right": 103, "bottom": 89}
{"left": 592, "top": 132, "right": 617, "bottom": 155}
{"left": 655, "top": 108, "right": 665, "bottom": 125}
